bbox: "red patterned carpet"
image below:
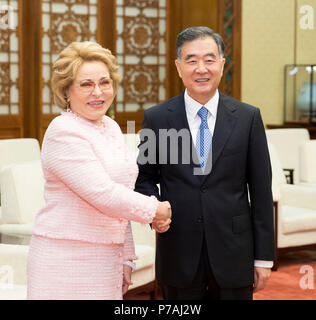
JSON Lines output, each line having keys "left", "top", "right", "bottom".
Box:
{"left": 126, "top": 250, "right": 316, "bottom": 300}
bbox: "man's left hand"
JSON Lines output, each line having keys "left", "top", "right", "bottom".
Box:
{"left": 253, "top": 267, "right": 271, "bottom": 292}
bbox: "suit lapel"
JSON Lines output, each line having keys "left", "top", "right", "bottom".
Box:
{"left": 201, "top": 92, "right": 238, "bottom": 183}
{"left": 166, "top": 93, "right": 190, "bottom": 132}
{"left": 166, "top": 92, "right": 200, "bottom": 172}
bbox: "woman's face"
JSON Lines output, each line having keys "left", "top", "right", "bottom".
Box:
{"left": 67, "top": 60, "right": 114, "bottom": 125}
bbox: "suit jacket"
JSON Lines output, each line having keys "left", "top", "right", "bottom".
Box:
{"left": 135, "top": 91, "right": 275, "bottom": 289}
{"left": 33, "top": 111, "right": 158, "bottom": 261}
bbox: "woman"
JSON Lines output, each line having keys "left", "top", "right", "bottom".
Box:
{"left": 27, "top": 41, "right": 171, "bottom": 300}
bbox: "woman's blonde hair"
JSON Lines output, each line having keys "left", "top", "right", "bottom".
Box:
{"left": 51, "top": 41, "right": 120, "bottom": 109}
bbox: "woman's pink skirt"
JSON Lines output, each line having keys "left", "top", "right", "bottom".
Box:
{"left": 27, "top": 235, "right": 124, "bottom": 300}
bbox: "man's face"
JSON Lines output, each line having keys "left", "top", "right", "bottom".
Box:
{"left": 175, "top": 36, "right": 225, "bottom": 105}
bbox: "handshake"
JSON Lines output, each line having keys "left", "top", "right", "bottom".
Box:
{"left": 152, "top": 201, "right": 172, "bottom": 233}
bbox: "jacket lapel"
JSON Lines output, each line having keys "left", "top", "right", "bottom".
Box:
{"left": 166, "top": 92, "right": 200, "bottom": 171}
{"left": 166, "top": 92, "right": 190, "bottom": 132}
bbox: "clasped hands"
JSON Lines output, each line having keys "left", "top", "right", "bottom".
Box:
{"left": 152, "top": 201, "right": 172, "bottom": 233}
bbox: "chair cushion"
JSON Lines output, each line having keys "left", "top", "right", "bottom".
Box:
{"left": 0, "top": 284, "right": 27, "bottom": 300}
{"left": 299, "top": 182, "right": 316, "bottom": 188}
{"left": 281, "top": 205, "right": 316, "bottom": 234}
{"left": 130, "top": 244, "right": 155, "bottom": 290}
{"left": 134, "top": 244, "right": 155, "bottom": 270}
{"left": 131, "top": 221, "right": 156, "bottom": 248}
{"left": 300, "top": 140, "right": 316, "bottom": 183}
{"left": 129, "top": 266, "right": 155, "bottom": 290}
{"left": 0, "top": 161, "right": 45, "bottom": 224}
{"left": 0, "top": 244, "right": 29, "bottom": 285}
{"left": 129, "top": 220, "right": 156, "bottom": 291}
{"left": 267, "top": 143, "right": 287, "bottom": 200}
{"left": 0, "top": 138, "right": 40, "bottom": 170}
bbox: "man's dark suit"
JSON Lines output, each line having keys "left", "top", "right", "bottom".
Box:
{"left": 135, "top": 91, "right": 275, "bottom": 290}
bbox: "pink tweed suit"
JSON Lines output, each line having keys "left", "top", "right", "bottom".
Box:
{"left": 27, "top": 111, "right": 158, "bottom": 300}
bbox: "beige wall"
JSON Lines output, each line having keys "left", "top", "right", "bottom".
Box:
{"left": 241, "top": 0, "right": 316, "bottom": 126}
{"left": 297, "top": 0, "right": 316, "bottom": 63}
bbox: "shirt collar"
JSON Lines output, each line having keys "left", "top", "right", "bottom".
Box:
{"left": 184, "top": 89, "right": 219, "bottom": 119}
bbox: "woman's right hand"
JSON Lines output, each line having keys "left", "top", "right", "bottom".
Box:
{"left": 152, "top": 201, "right": 172, "bottom": 233}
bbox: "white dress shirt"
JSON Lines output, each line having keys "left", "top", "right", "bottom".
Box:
{"left": 184, "top": 89, "right": 218, "bottom": 145}
{"left": 183, "top": 89, "right": 273, "bottom": 269}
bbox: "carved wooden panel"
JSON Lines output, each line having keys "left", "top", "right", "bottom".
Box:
{"left": 0, "top": 0, "right": 116, "bottom": 141}
{"left": 166, "top": 0, "right": 241, "bottom": 101}
{"left": 41, "top": 0, "right": 98, "bottom": 115}
{"left": 0, "top": 0, "right": 20, "bottom": 138}
{"left": 115, "top": 0, "right": 167, "bottom": 120}
{"left": 218, "top": 0, "right": 241, "bottom": 100}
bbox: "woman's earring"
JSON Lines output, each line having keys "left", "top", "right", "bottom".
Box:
{"left": 66, "top": 99, "right": 71, "bottom": 112}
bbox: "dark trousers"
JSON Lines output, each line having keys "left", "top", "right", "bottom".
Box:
{"left": 160, "top": 237, "right": 253, "bottom": 300}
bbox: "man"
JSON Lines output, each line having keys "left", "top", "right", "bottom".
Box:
{"left": 135, "top": 26, "right": 274, "bottom": 300}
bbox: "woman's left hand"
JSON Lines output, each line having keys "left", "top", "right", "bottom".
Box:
{"left": 122, "top": 264, "right": 133, "bottom": 295}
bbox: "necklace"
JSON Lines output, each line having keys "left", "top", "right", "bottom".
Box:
{"left": 63, "top": 108, "right": 107, "bottom": 133}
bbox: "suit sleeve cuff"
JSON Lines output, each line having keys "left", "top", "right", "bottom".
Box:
{"left": 254, "top": 260, "right": 274, "bottom": 268}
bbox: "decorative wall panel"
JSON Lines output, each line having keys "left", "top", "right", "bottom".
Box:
{"left": 115, "top": 0, "right": 167, "bottom": 113}
{"left": 0, "top": 0, "right": 19, "bottom": 116}
{"left": 220, "top": 0, "right": 235, "bottom": 98}
{"left": 41, "top": 0, "right": 98, "bottom": 114}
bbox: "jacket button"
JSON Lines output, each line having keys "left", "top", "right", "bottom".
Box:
{"left": 201, "top": 186, "right": 207, "bottom": 193}
{"left": 197, "top": 217, "right": 203, "bottom": 223}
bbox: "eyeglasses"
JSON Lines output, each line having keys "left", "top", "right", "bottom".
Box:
{"left": 74, "top": 78, "right": 113, "bottom": 93}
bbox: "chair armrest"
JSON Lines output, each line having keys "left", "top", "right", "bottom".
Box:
{"left": 0, "top": 223, "right": 33, "bottom": 237}
{"left": 272, "top": 187, "right": 281, "bottom": 202}
{"left": 280, "top": 184, "right": 316, "bottom": 210}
